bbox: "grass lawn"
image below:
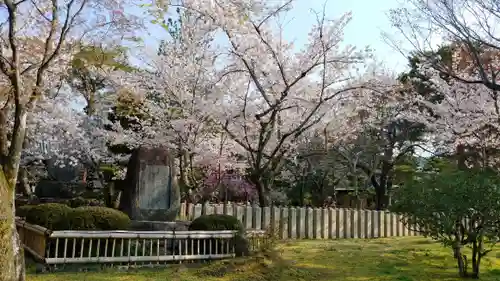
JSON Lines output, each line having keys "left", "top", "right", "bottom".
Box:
{"left": 27, "top": 237, "right": 500, "bottom": 281}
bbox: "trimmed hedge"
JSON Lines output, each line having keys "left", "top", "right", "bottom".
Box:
{"left": 66, "top": 208, "right": 96, "bottom": 230}
{"left": 189, "top": 214, "right": 244, "bottom": 233}
{"left": 22, "top": 203, "right": 72, "bottom": 230}
{"left": 69, "top": 197, "right": 104, "bottom": 208}
{"left": 19, "top": 203, "right": 130, "bottom": 230}
{"left": 17, "top": 204, "right": 35, "bottom": 218}
{"left": 75, "top": 206, "right": 131, "bottom": 230}
{"left": 188, "top": 214, "right": 249, "bottom": 257}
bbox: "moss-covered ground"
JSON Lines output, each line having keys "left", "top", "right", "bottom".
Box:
{"left": 27, "top": 237, "right": 500, "bottom": 281}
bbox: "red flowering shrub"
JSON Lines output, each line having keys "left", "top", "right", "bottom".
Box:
{"left": 187, "top": 169, "right": 258, "bottom": 203}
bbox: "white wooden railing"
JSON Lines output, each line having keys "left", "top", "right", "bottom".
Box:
{"left": 16, "top": 219, "right": 265, "bottom": 267}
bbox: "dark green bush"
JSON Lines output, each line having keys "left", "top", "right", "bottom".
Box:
{"left": 20, "top": 203, "right": 130, "bottom": 230}
{"left": 17, "top": 205, "right": 35, "bottom": 218}
{"left": 189, "top": 214, "right": 244, "bottom": 233}
{"left": 189, "top": 214, "right": 248, "bottom": 257}
{"left": 76, "top": 206, "right": 130, "bottom": 230}
{"left": 23, "top": 203, "right": 72, "bottom": 230}
{"left": 66, "top": 208, "right": 97, "bottom": 230}
{"left": 69, "top": 196, "right": 104, "bottom": 208}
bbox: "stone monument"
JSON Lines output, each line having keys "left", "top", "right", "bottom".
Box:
{"left": 119, "top": 146, "right": 181, "bottom": 221}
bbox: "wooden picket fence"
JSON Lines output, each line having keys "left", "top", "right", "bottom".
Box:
{"left": 178, "top": 202, "right": 421, "bottom": 239}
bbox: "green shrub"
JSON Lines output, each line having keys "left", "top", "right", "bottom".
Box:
{"left": 76, "top": 206, "right": 130, "bottom": 230}
{"left": 19, "top": 203, "right": 130, "bottom": 230}
{"left": 66, "top": 208, "right": 97, "bottom": 230}
{"left": 17, "top": 205, "right": 35, "bottom": 218}
{"left": 69, "top": 197, "right": 104, "bottom": 208}
{"left": 189, "top": 214, "right": 248, "bottom": 257}
{"left": 23, "top": 203, "right": 72, "bottom": 230}
{"left": 189, "top": 214, "right": 244, "bottom": 233}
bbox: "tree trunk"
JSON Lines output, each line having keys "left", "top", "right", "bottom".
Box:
{"left": 18, "top": 168, "right": 31, "bottom": 198}
{"left": 374, "top": 179, "right": 388, "bottom": 210}
{"left": 250, "top": 176, "right": 268, "bottom": 206}
{"left": 256, "top": 182, "right": 267, "bottom": 206}
{"left": 0, "top": 107, "right": 9, "bottom": 159}
{"left": 105, "top": 182, "right": 122, "bottom": 209}
{"left": 178, "top": 149, "right": 190, "bottom": 189}
{"left": 471, "top": 240, "right": 481, "bottom": 279}
{"left": 0, "top": 107, "right": 29, "bottom": 281}
{"left": 453, "top": 245, "right": 468, "bottom": 278}
{"left": 0, "top": 167, "right": 25, "bottom": 281}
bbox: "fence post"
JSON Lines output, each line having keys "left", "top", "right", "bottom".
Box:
{"left": 235, "top": 205, "right": 244, "bottom": 223}
{"left": 262, "top": 206, "right": 271, "bottom": 231}
{"left": 337, "top": 208, "right": 343, "bottom": 239}
{"left": 225, "top": 202, "right": 234, "bottom": 217}
{"left": 253, "top": 204, "right": 262, "bottom": 230}
{"left": 390, "top": 212, "right": 397, "bottom": 237}
{"left": 298, "top": 207, "right": 306, "bottom": 239}
{"left": 289, "top": 207, "right": 297, "bottom": 239}
{"left": 194, "top": 204, "right": 202, "bottom": 219}
{"left": 328, "top": 208, "right": 336, "bottom": 239}
{"left": 223, "top": 202, "right": 228, "bottom": 215}
{"left": 384, "top": 211, "right": 390, "bottom": 237}
{"left": 321, "top": 208, "right": 329, "bottom": 239}
{"left": 344, "top": 209, "right": 351, "bottom": 238}
{"left": 359, "top": 209, "right": 366, "bottom": 238}
{"left": 351, "top": 209, "right": 359, "bottom": 239}
{"left": 306, "top": 207, "right": 313, "bottom": 239}
{"left": 270, "top": 206, "right": 280, "bottom": 233}
{"left": 313, "top": 208, "right": 322, "bottom": 239}
{"left": 280, "top": 207, "right": 288, "bottom": 239}
{"left": 179, "top": 202, "right": 186, "bottom": 220}
{"left": 215, "top": 204, "right": 224, "bottom": 215}
{"left": 244, "top": 205, "right": 252, "bottom": 230}
{"left": 367, "top": 210, "right": 373, "bottom": 238}
{"left": 373, "top": 210, "right": 380, "bottom": 238}
{"left": 207, "top": 204, "right": 216, "bottom": 215}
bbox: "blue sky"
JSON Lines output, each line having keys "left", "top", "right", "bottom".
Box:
{"left": 281, "top": 0, "right": 410, "bottom": 72}
{"left": 138, "top": 0, "right": 411, "bottom": 73}
{"left": 0, "top": 0, "right": 411, "bottom": 72}
{"left": 137, "top": 0, "right": 412, "bottom": 73}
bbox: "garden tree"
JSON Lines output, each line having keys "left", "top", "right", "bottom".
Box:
{"left": 154, "top": 9, "right": 228, "bottom": 191}
{"left": 112, "top": 7, "right": 241, "bottom": 192}
{"left": 400, "top": 46, "right": 500, "bottom": 168}
{"left": 109, "top": 0, "right": 385, "bottom": 207}
{"left": 67, "top": 44, "right": 134, "bottom": 115}
{"left": 0, "top": 1, "right": 140, "bottom": 280}
{"left": 391, "top": 162, "right": 500, "bottom": 278}
{"left": 388, "top": 0, "right": 500, "bottom": 165}
{"left": 326, "top": 79, "right": 427, "bottom": 210}
{"left": 388, "top": 0, "right": 500, "bottom": 92}
{"left": 281, "top": 131, "right": 348, "bottom": 206}
{"left": 397, "top": 46, "right": 499, "bottom": 166}
{"left": 203, "top": 2, "right": 385, "bottom": 206}
{"left": 63, "top": 44, "right": 138, "bottom": 208}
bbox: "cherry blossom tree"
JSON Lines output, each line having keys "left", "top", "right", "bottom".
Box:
{"left": 0, "top": 0, "right": 140, "bottom": 279}
{"left": 404, "top": 50, "right": 500, "bottom": 167}
{"left": 385, "top": 0, "right": 500, "bottom": 168}
{"left": 108, "top": 10, "right": 235, "bottom": 188}
{"left": 112, "top": 0, "right": 397, "bottom": 207}
{"left": 204, "top": 2, "right": 380, "bottom": 206}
